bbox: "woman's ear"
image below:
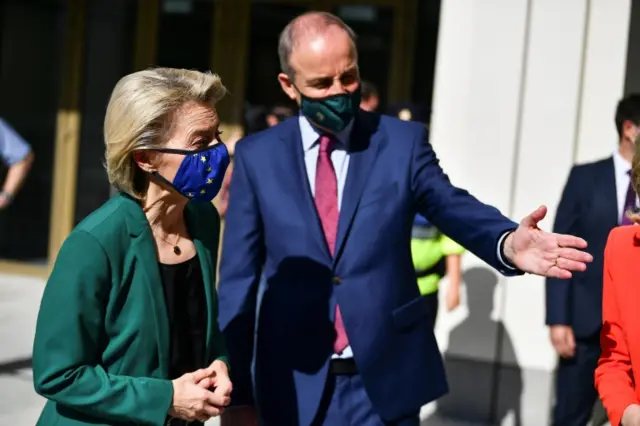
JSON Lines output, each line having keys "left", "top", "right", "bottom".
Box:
{"left": 132, "top": 150, "right": 155, "bottom": 173}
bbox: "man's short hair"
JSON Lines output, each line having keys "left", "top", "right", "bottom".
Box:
{"left": 615, "top": 94, "right": 640, "bottom": 138}
{"left": 278, "top": 12, "right": 357, "bottom": 78}
{"left": 360, "top": 80, "right": 378, "bottom": 101}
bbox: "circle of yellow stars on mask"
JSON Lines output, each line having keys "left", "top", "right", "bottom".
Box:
{"left": 185, "top": 155, "right": 215, "bottom": 198}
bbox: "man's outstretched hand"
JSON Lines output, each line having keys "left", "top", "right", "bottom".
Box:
{"left": 504, "top": 205, "right": 593, "bottom": 278}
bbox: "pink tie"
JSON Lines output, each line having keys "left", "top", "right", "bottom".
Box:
{"left": 314, "top": 135, "right": 349, "bottom": 353}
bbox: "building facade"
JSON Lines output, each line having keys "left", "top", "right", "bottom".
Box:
{"left": 430, "top": 1, "right": 632, "bottom": 425}
{"left": 0, "top": 0, "right": 440, "bottom": 273}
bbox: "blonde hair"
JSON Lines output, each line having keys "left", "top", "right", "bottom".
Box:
{"left": 104, "top": 68, "right": 227, "bottom": 198}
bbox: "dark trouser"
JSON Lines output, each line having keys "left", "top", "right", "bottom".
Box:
{"left": 425, "top": 290, "right": 439, "bottom": 329}
{"left": 551, "top": 334, "right": 603, "bottom": 426}
{"left": 313, "top": 362, "right": 420, "bottom": 426}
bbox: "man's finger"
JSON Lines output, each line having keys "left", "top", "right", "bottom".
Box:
{"left": 556, "top": 257, "right": 587, "bottom": 273}
{"left": 556, "top": 235, "right": 589, "bottom": 250}
{"left": 561, "top": 333, "right": 576, "bottom": 358}
{"left": 548, "top": 266, "right": 572, "bottom": 280}
{"left": 566, "top": 329, "right": 576, "bottom": 351}
{"left": 556, "top": 342, "right": 574, "bottom": 358}
{"left": 557, "top": 247, "right": 592, "bottom": 263}
{"left": 554, "top": 341, "right": 567, "bottom": 357}
{"left": 521, "top": 205, "right": 547, "bottom": 227}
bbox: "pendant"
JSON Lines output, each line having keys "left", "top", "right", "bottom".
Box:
{"left": 173, "top": 246, "right": 182, "bottom": 255}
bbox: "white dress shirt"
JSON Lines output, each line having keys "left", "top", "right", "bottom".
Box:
{"left": 612, "top": 150, "right": 638, "bottom": 222}
{"left": 299, "top": 115, "right": 353, "bottom": 359}
{"left": 297, "top": 115, "right": 514, "bottom": 359}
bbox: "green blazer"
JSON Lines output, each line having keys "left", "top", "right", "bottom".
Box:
{"left": 33, "top": 194, "right": 228, "bottom": 426}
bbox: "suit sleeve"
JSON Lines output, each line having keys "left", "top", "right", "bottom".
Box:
{"left": 32, "top": 231, "right": 173, "bottom": 425}
{"left": 411, "top": 128, "right": 520, "bottom": 276}
{"left": 595, "top": 229, "right": 638, "bottom": 426}
{"left": 217, "top": 141, "right": 264, "bottom": 407}
{"left": 545, "top": 167, "right": 581, "bottom": 326}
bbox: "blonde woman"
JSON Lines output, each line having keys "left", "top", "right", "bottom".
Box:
{"left": 32, "top": 68, "right": 232, "bottom": 426}
{"left": 595, "top": 142, "right": 640, "bottom": 426}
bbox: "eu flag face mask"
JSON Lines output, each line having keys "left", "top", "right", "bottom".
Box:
{"left": 151, "top": 143, "right": 230, "bottom": 202}
{"left": 297, "top": 86, "right": 362, "bottom": 133}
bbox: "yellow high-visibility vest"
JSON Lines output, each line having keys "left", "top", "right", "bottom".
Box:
{"left": 411, "top": 226, "right": 465, "bottom": 295}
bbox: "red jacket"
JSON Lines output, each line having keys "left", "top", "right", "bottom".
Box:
{"left": 596, "top": 226, "right": 640, "bottom": 426}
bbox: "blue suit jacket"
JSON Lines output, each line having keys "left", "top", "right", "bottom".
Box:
{"left": 546, "top": 157, "right": 617, "bottom": 338}
{"left": 218, "top": 111, "right": 519, "bottom": 425}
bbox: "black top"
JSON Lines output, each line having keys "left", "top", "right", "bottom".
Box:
{"left": 159, "top": 255, "right": 207, "bottom": 380}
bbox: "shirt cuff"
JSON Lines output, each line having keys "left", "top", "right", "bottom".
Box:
{"left": 497, "top": 231, "right": 517, "bottom": 270}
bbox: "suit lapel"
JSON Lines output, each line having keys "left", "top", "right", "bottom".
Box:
{"left": 124, "top": 197, "right": 170, "bottom": 376}
{"left": 601, "top": 157, "right": 619, "bottom": 227}
{"left": 280, "top": 119, "right": 331, "bottom": 258}
{"left": 334, "top": 112, "right": 384, "bottom": 261}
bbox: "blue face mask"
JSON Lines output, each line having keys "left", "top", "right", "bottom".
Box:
{"left": 152, "top": 143, "right": 230, "bottom": 202}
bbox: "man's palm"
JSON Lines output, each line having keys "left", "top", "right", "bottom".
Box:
{"left": 507, "top": 206, "right": 592, "bottom": 278}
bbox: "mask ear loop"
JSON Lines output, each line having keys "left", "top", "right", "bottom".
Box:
{"left": 139, "top": 148, "right": 188, "bottom": 199}
{"left": 149, "top": 170, "right": 187, "bottom": 199}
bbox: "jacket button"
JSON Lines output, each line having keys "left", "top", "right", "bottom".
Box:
{"left": 332, "top": 276, "right": 342, "bottom": 285}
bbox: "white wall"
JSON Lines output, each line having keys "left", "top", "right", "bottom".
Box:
{"left": 428, "top": 0, "right": 630, "bottom": 423}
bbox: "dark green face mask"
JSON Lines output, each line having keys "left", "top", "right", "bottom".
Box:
{"left": 297, "top": 86, "right": 362, "bottom": 133}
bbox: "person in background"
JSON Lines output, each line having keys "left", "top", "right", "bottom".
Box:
{"left": 266, "top": 104, "right": 295, "bottom": 127}
{"left": 244, "top": 104, "right": 269, "bottom": 136}
{"left": 32, "top": 68, "right": 232, "bottom": 426}
{"left": 547, "top": 94, "right": 640, "bottom": 426}
{"left": 412, "top": 214, "right": 465, "bottom": 324}
{"left": 0, "top": 117, "right": 34, "bottom": 209}
{"left": 359, "top": 80, "right": 379, "bottom": 112}
{"left": 387, "top": 102, "right": 430, "bottom": 130}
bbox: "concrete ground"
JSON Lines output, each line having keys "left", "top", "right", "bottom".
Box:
{"left": 0, "top": 273, "right": 502, "bottom": 426}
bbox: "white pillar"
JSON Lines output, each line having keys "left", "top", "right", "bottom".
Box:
{"left": 429, "top": 1, "right": 631, "bottom": 425}
{"left": 575, "top": 0, "right": 630, "bottom": 163}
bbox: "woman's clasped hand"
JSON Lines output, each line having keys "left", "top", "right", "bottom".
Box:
{"left": 169, "top": 360, "right": 233, "bottom": 423}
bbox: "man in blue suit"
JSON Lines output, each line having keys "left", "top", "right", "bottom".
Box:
{"left": 546, "top": 94, "right": 640, "bottom": 426}
{"left": 218, "top": 12, "right": 592, "bottom": 426}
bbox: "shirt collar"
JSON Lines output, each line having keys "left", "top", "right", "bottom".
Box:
{"left": 613, "top": 149, "right": 632, "bottom": 175}
{"left": 298, "top": 114, "right": 354, "bottom": 152}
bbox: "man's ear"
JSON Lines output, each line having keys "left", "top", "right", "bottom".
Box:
{"left": 278, "top": 73, "right": 298, "bottom": 102}
{"left": 132, "top": 150, "right": 155, "bottom": 173}
{"left": 623, "top": 120, "right": 637, "bottom": 140}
